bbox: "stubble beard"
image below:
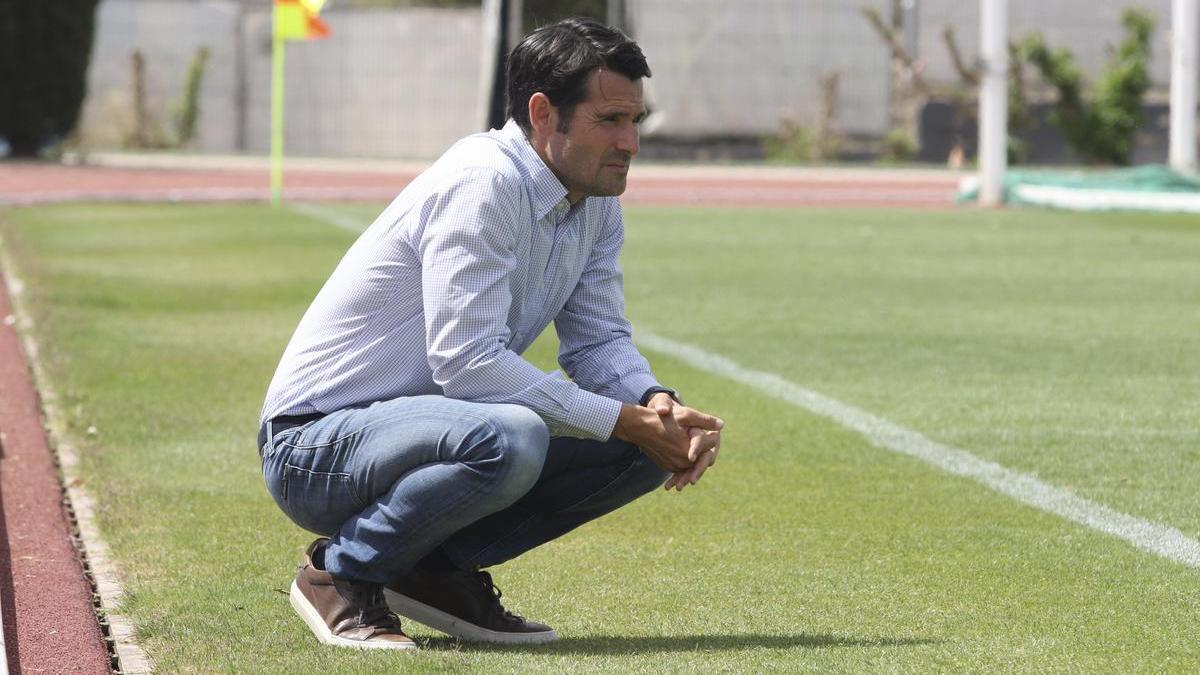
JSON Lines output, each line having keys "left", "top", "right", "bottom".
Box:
{"left": 595, "top": 158, "right": 631, "bottom": 197}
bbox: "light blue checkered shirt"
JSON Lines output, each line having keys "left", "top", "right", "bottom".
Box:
{"left": 260, "top": 120, "right": 663, "bottom": 440}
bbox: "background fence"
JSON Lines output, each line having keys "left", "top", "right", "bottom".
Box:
{"left": 77, "top": 0, "right": 1186, "bottom": 162}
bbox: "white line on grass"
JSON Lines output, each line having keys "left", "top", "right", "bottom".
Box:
{"left": 293, "top": 203, "right": 1200, "bottom": 570}
{"left": 635, "top": 330, "right": 1200, "bottom": 570}
{"left": 289, "top": 202, "right": 369, "bottom": 233}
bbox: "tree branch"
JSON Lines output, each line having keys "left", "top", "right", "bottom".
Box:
{"left": 942, "top": 24, "right": 980, "bottom": 86}
{"left": 860, "top": 5, "right": 932, "bottom": 95}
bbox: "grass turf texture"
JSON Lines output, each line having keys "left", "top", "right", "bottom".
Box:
{"left": 1, "top": 201, "right": 1198, "bottom": 673}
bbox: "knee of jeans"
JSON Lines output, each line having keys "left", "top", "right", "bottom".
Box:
{"left": 487, "top": 405, "right": 549, "bottom": 496}
{"left": 628, "top": 452, "right": 672, "bottom": 495}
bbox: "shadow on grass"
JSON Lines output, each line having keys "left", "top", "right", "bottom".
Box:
{"left": 417, "top": 633, "right": 940, "bottom": 654}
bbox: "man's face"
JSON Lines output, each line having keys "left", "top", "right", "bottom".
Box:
{"left": 545, "top": 69, "right": 646, "bottom": 203}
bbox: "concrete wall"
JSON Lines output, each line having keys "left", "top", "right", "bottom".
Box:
{"left": 630, "top": 0, "right": 892, "bottom": 138}
{"left": 915, "top": 0, "right": 1174, "bottom": 88}
{"left": 241, "top": 7, "right": 484, "bottom": 158}
{"left": 78, "top": 0, "right": 1180, "bottom": 157}
{"left": 78, "top": 1, "right": 484, "bottom": 159}
{"left": 630, "top": 0, "right": 1177, "bottom": 140}
{"left": 79, "top": 0, "right": 242, "bottom": 151}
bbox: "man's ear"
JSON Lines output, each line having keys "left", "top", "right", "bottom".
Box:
{"left": 528, "top": 92, "right": 557, "bottom": 136}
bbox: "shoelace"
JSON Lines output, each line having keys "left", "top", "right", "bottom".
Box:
{"left": 475, "top": 570, "right": 525, "bottom": 622}
{"left": 355, "top": 584, "right": 403, "bottom": 634}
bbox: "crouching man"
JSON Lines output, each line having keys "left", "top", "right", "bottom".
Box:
{"left": 258, "top": 17, "right": 725, "bottom": 649}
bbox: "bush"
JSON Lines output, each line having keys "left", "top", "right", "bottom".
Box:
{"left": 763, "top": 119, "right": 816, "bottom": 163}
{"left": 882, "top": 128, "right": 917, "bottom": 162}
{"left": 1019, "top": 8, "right": 1154, "bottom": 165}
{"left": 172, "top": 46, "right": 211, "bottom": 148}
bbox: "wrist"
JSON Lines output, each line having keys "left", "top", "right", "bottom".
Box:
{"left": 613, "top": 403, "right": 641, "bottom": 442}
{"left": 613, "top": 402, "right": 659, "bottom": 444}
{"left": 639, "top": 386, "right": 680, "bottom": 407}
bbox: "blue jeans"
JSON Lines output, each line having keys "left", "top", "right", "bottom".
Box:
{"left": 261, "top": 396, "right": 669, "bottom": 583}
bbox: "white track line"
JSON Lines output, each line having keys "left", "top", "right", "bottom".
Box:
{"left": 635, "top": 330, "right": 1200, "bottom": 570}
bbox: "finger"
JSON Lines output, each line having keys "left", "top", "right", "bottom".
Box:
{"left": 685, "top": 453, "right": 707, "bottom": 484}
{"left": 687, "top": 428, "right": 718, "bottom": 462}
{"left": 674, "top": 407, "right": 725, "bottom": 431}
{"left": 688, "top": 443, "right": 718, "bottom": 484}
{"left": 647, "top": 392, "right": 675, "bottom": 417}
{"left": 685, "top": 449, "right": 716, "bottom": 485}
{"left": 687, "top": 427, "right": 705, "bottom": 461}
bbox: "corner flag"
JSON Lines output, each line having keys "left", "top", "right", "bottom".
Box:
{"left": 275, "top": 0, "right": 330, "bottom": 41}
{"left": 272, "top": 0, "right": 331, "bottom": 206}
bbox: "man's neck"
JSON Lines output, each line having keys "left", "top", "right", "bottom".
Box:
{"left": 523, "top": 128, "right": 583, "bottom": 204}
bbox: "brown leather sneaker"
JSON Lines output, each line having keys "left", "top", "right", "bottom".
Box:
{"left": 289, "top": 539, "right": 417, "bottom": 650}
{"left": 384, "top": 568, "right": 557, "bottom": 644}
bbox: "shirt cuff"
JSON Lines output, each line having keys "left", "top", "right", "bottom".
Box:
{"left": 621, "top": 371, "right": 662, "bottom": 405}
{"left": 563, "top": 388, "right": 624, "bottom": 441}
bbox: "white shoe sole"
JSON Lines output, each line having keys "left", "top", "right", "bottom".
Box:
{"left": 384, "top": 588, "right": 559, "bottom": 645}
{"left": 290, "top": 581, "right": 418, "bottom": 650}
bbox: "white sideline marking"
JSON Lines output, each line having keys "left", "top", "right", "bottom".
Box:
{"left": 289, "top": 202, "right": 368, "bottom": 234}
{"left": 636, "top": 330, "right": 1200, "bottom": 570}
{"left": 293, "top": 202, "right": 1200, "bottom": 570}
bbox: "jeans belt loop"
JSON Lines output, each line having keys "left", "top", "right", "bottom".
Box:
{"left": 260, "top": 418, "right": 274, "bottom": 461}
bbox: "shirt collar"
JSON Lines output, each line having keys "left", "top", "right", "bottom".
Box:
{"left": 500, "top": 119, "right": 571, "bottom": 222}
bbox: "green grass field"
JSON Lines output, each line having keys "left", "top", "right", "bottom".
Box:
{"left": 1, "top": 201, "right": 1198, "bottom": 673}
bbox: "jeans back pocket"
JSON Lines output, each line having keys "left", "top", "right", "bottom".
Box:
{"left": 280, "top": 464, "right": 364, "bottom": 536}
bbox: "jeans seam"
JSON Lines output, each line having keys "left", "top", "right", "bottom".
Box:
{"left": 279, "top": 409, "right": 504, "bottom": 509}
{"left": 283, "top": 464, "right": 364, "bottom": 511}
{"left": 281, "top": 410, "right": 498, "bottom": 451}
{"left": 346, "top": 403, "right": 537, "bottom": 575}
{"left": 281, "top": 408, "right": 502, "bottom": 511}
{"left": 336, "top": 461, "right": 498, "bottom": 577}
{"left": 459, "top": 455, "right": 644, "bottom": 567}
{"left": 329, "top": 411, "right": 518, "bottom": 572}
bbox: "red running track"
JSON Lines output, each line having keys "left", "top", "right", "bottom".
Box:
{"left": 0, "top": 161, "right": 961, "bottom": 208}
{"left": 0, "top": 278, "right": 112, "bottom": 674}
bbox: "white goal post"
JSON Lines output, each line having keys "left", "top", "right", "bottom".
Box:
{"left": 1170, "top": 0, "right": 1198, "bottom": 173}
{"left": 980, "top": 0, "right": 1199, "bottom": 206}
{"left": 977, "top": 0, "right": 1008, "bottom": 207}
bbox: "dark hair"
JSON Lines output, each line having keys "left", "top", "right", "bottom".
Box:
{"left": 506, "top": 17, "right": 651, "bottom": 134}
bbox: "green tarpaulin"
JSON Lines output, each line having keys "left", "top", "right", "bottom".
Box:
{"left": 958, "top": 165, "right": 1200, "bottom": 212}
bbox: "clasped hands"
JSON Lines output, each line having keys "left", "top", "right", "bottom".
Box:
{"left": 613, "top": 392, "right": 724, "bottom": 492}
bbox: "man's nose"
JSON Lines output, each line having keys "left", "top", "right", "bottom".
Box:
{"left": 616, "top": 122, "right": 640, "bottom": 156}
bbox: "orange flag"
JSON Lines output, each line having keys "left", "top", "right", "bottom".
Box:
{"left": 275, "top": 0, "right": 330, "bottom": 40}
